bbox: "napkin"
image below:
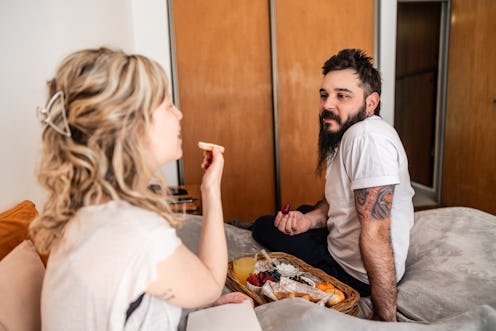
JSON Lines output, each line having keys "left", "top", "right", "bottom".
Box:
{"left": 186, "top": 300, "right": 262, "bottom": 331}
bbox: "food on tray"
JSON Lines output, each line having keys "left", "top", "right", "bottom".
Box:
{"left": 198, "top": 141, "right": 225, "bottom": 153}
{"left": 281, "top": 203, "right": 291, "bottom": 215}
{"left": 326, "top": 288, "right": 346, "bottom": 306}
{"left": 316, "top": 282, "right": 346, "bottom": 306}
{"left": 262, "top": 276, "right": 328, "bottom": 306}
{"left": 248, "top": 270, "right": 281, "bottom": 287}
{"left": 316, "top": 281, "right": 335, "bottom": 292}
{"left": 247, "top": 273, "right": 262, "bottom": 287}
{"left": 289, "top": 275, "right": 315, "bottom": 287}
{"left": 276, "top": 262, "right": 299, "bottom": 277}
{"left": 274, "top": 291, "right": 320, "bottom": 303}
{"left": 227, "top": 253, "right": 357, "bottom": 313}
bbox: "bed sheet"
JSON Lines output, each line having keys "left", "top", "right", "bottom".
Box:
{"left": 177, "top": 207, "right": 496, "bottom": 330}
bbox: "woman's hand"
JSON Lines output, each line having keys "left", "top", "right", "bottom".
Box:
{"left": 209, "top": 292, "right": 254, "bottom": 307}
{"left": 200, "top": 148, "right": 224, "bottom": 193}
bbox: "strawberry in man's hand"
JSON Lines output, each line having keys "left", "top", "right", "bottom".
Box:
{"left": 281, "top": 203, "right": 291, "bottom": 215}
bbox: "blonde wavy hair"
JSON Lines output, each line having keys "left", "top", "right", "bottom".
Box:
{"left": 29, "top": 47, "right": 181, "bottom": 254}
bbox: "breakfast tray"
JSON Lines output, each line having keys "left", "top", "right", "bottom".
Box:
{"left": 226, "top": 252, "right": 360, "bottom": 316}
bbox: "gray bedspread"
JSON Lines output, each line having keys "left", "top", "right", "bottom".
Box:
{"left": 177, "top": 207, "right": 496, "bottom": 330}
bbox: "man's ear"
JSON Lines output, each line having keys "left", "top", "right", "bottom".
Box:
{"left": 365, "top": 92, "right": 380, "bottom": 116}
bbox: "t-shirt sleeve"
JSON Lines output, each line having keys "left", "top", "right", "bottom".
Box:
{"left": 342, "top": 132, "right": 401, "bottom": 190}
{"left": 125, "top": 217, "right": 182, "bottom": 301}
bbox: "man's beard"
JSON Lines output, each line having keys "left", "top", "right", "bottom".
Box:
{"left": 317, "top": 104, "right": 368, "bottom": 174}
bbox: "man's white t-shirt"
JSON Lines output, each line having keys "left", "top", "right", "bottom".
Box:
{"left": 325, "top": 115, "right": 415, "bottom": 284}
{"left": 42, "top": 201, "right": 182, "bottom": 331}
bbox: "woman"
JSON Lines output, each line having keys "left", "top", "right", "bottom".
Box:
{"left": 29, "top": 47, "right": 247, "bottom": 330}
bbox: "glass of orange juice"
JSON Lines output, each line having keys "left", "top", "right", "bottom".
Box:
{"left": 232, "top": 256, "right": 256, "bottom": 284}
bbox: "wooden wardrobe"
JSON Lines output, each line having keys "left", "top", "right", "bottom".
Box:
{"left": 442, "top": 0, "right": 496, "bottom": 214}
{"left": 170, "top": 0, "right": 374, "bottom": 221}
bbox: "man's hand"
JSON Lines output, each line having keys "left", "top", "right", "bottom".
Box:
{"left": 274, "top": 211, "right": 312, "bottom": 236}
{"left": 274, "top": 199, "right": 329, "bottom": 236}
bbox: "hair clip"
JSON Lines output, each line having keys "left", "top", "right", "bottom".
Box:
{"left": 36, "top": 91, "right": 71, "bottom": 137}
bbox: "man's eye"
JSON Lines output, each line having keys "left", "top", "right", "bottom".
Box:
{"left": 320, "top": 94, "right": 327, "bottom": 100}
{"left": 337, "top": 94, "right": 348, "bottom": 100}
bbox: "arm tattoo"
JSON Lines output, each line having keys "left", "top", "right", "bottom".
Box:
{"left": 355, "top": 189, "right": 369, "bottom": 206}
{"left": 156, "top": 288, "right": 176, "bottom": 301}
{"left": 355, "top": 185, "right": 395, "bottom": 221}
{"left": 372, "top": 186, "right": 394, "bottom": 219}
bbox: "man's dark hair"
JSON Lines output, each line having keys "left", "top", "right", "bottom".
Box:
{"left": 322, "top": 49, "right": 382, "bottom": 115}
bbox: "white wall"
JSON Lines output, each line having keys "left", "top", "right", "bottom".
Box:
{"left": 130, "top": 0, "right": 178, "bottom": 187}
{"left": 377, "top": 0, "right": 397, "bottom": 126}
{"left": 0, "top": 0, "right": 176, "bottom": 211}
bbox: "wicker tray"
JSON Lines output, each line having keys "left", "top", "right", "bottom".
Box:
{"left": 226, "top": 252, "right": 360, "bottom": 316}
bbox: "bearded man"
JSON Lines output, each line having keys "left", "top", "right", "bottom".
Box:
{"left": 251, "top": 49, "right": 414, "bottom": 321}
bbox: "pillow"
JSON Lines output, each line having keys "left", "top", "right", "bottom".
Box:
{"left": 0, "top": 200, "right": 38, "bottom": 260}
{"left": 0, "top": 240, "right": 45, "bottom": 331}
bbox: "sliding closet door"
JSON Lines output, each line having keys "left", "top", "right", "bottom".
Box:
{"left": 172, "top": 1, "right": 275, "bottom": 221}
{"left": 275, "top": 0, "right": 375, "bottom": 207}
{"left": 442, "top": 0, "right": 496, "bottom": 214}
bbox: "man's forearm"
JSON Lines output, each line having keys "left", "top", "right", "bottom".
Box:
{"left": 360, "top": 233, "right": 397, "bottom": 321}
{"left": 306, "top": 199, "right": 329, "bottom": 229}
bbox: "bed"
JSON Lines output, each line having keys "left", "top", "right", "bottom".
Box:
{"left": 1, "top": 202, "right": 494, "bottom": 330}
{"left": 177, "top": 207, "right": 496, "bottom": 330}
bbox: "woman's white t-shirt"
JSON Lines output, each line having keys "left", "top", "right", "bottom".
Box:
{"left": 42, "top": 201, "right": 182, "bottom": 331}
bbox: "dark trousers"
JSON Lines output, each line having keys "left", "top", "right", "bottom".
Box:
{"left": 251, "top": 205, "right": 371, "bottom": 297}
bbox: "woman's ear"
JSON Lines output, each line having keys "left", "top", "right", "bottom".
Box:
{"left": 365, "top": 92, "right": 380, "bottom": 116}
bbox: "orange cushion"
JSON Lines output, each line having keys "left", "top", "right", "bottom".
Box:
{"left": 0, "top": 200, "right": 38, "bottom": 260}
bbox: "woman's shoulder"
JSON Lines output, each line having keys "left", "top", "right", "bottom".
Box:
{"left": 78, "top": 200, "right": 173, "bottom": 232}
{"left": 64, "top": 201, "right": 180, "bottom": 257}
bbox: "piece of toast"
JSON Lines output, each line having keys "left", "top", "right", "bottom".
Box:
{"left": 198, "top": 141, "right": 225, "bottom": 153}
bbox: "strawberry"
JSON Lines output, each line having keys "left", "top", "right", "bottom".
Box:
{"left": 262, "top": 274, "right": 275, "bottom": 284}
{"left": 281, "top": 203, "right": 291, "bottom": 215}
{"left": 248, "top": 273, "right": 260, "bottom": 286}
